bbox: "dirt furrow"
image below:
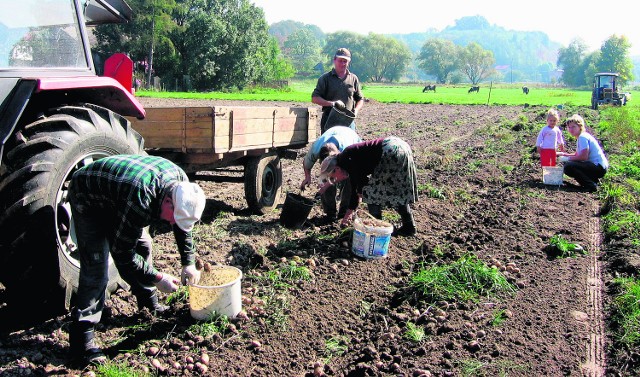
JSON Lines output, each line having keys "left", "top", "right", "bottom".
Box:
{"left": 582, "top": 201, "right": 606, "bottom": 376}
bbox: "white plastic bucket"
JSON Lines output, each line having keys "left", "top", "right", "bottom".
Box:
{"left": 351, "top": 210, "right": 394, "bottom": 259}
{"left": 188, "top": 265, "right": 242, "bottom": 320}
{"left": 542, "top": 166, "right": 564, "bottom": 185}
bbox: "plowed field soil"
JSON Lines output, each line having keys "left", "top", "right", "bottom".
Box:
{"left": 1, "top": 99, "right": 611, "bottom": 376}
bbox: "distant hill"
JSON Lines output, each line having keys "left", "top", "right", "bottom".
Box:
{"left": 391, "top": 16, "right": 562, "bottom": 83}
{"left": 269, "top": 15, "right": 564, "bottom": 83}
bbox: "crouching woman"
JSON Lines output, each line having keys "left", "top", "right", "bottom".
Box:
{"left": 557, "top": 114, "right": 609, "bottom": 192}
{"left": 318, "top": 136, "right": 418, "bottom": 236}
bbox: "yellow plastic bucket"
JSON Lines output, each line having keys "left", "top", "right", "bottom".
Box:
{"left": 188, "top": 265, "right": 242, "bottom": 320}
{"left": 351, "top": 210, "right": 393, "bottom": 259}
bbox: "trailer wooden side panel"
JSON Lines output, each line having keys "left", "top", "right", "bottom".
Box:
{"left": 130, "top": 106, "right": 317, "bottom": 156}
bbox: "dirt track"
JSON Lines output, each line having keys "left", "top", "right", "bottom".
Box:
{"left": 0, "top": 99, "right": 608, "bottom": 376}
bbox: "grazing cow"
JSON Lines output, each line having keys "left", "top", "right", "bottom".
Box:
{"left": 468, "top": 86, "right": 480, "bottom": 93}
{"left": 422, "top": 84, "right": 436, "bottom": 93}
{"left": 522, "top": 86, "right": 530, "bottom": 95}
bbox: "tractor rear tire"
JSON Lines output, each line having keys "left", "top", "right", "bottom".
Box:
{"left": 0, "top": 104, "right": 144, "bottom": 322}
{"left": 244, "top": 152, "right": 282, "bottom": 214}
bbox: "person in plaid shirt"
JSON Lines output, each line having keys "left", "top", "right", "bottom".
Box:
{"left": 67, "top": 155, "right": 206, "bottom": 366}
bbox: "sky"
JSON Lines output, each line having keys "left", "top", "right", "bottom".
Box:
{"left": 251, "top": 0, "right": 640, "bottom": 56}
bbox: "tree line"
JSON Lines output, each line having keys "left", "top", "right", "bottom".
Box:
{"left": 557, "top": 35, "right": 634, "bottom": 86}
{"left": 93, "top": 1, "right": 634, "bottom": 90}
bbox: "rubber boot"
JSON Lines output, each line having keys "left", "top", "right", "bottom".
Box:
{"left": 69, "top": 321, "right": 106, "bottom": 367}
{"left": 393, "top": 204, "right": 416, "bottom": 237}
{"left": 137, "top": 291, "right": 169, "bottom": 313}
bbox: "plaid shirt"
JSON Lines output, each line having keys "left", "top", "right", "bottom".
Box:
{"left": 70, "top": 155, "right": 196, "bottom": 283}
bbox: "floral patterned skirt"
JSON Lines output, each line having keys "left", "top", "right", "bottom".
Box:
{"left": 363, "top": 137, "right": 418, "bottom": 207}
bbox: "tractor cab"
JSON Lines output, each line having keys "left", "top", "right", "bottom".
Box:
{"left": 591, "top": 72, "right": 629, "bottom": 109}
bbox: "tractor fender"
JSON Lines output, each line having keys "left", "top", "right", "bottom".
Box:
{"left": 36, "top": 76, "right": 145, "bottom": 119}
{"left": 0, "top": 79, "right": 38, "bottom": 167}
{"left": 0, "top": 77, "right": 146, "bottom": 166}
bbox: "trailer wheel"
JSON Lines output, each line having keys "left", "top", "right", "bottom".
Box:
{"left": 0, "top": 104, "right": 144, "bottom": 320}
{"left": 244, "top": 152, "right": 282, "bottom": 214}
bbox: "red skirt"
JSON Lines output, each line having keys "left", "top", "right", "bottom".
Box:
{"left": 540, "top": 148, "right": 557, "bottom": 167}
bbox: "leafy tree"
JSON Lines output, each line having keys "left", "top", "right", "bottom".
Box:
{"left": 416, "top": 38, "right": 460, "bottom": 84}
{"left": 582, "top": 51, "right": 601, "bottom": 87}
{"left": 359, "top": 33, "right": 411, "bottom": 82}
{"left": 95, "top": 0, "right": 290, "bottom": 90}
{"left": 597, "top": 35, "right": 634, "bottom": 85}
{"left": 557, "top": 39, "right": 588, "bottom": 86}
{"left": 255, "top": 38, "right": 295, "bottom": 82}
{"left": 269, "top": 20, "right": 324, "bottom": 47}
{"left": 93, "top": 0, "right": 178, "bottom": 86}
{"left": 283, "top": 28, "right": 322, "bottom": 75}
{"left": 322, "top": 31, "right": 365, "bottom": 75}
{"left": 459, "top": 42, "right": 495, "bottom": 84}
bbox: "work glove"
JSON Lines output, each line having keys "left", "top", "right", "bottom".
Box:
{"left": 558, "top": 156, "right": 570, "bottom": 163}
{"left": 154, "top": 273, "right": 180, "bottom": 293}
{"left": 181, "top": 264, "right": 201, "bottom": 285}
{"left": 333, "top": 100, "right": 346, "bottom": 111}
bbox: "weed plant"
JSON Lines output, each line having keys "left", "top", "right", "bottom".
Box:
{"left": 187, "top": 314, "right": 230, "bottom": 337}
{"left": 96, "top": 360, "right": 148, "bottom": 377}
{"left": 359, "top": 300, "right": 373, "bottom": 317}
{"left": 457, "top": 358, "right": 529, "bottom": 376}
{"left": 165, "top": 286, "right": 189, "bottom": 305}
{"left": 418, "top": 183, "right": 446, "bottom": 199}
{"left": 323, "top": 335, "right": 349, "bottom": 362}
{"left": 403, "top": 322, "right": 426, "bottom": 343}
{"left": 491, "top": 309, "right": 509, "bottom": 326}
{"left": 409, "top": 254, "right": 515, "bottom": 305}
{"left": 548, "top": 234, "right": 587, "bottom": 258}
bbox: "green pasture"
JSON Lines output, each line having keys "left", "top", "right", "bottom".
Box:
{"left": 136, "top": 80, "right": 637, "bottom": 108}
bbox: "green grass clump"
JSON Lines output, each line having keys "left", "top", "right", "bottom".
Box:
{"left": 165, "top": 286, "right": 189, "bottom": 305}
{"left": 187, "top": 314, "right": 230, "bottom": 337}
{"left": 599, "top": 107, "right": 640, "bottom": 146}
{"left": 603, "top": 209, "right": 640, "bottom": 246}
{"left": 96, "top": 361, "right": 149, "bottom": 377}
{"left": 404, "top": 322, "right": 426, "bottom": 343}
{"left": 418, "top": 183, "right": 446, "bottom": 199}
{"left": 611, "top": 277, "right": 640, "bottom": 346}
{"left": 324, "top": 335, "right": 349, "bottom": 362}
{"left": 491, "top": 309, "right": 509, "bottom": 327}
{"left": 409, "top": 254, "right": 515, "bottom": 305}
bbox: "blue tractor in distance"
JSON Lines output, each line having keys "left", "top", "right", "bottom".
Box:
{"left": 591, "top": 72, "right": 630, "bottom": 110}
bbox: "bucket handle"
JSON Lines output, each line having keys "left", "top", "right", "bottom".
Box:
{"left": 355, "top": 209, "right": 377, "bottom": 221}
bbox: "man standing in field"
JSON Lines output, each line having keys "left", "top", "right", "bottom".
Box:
{"left": 312, "top": 48, "right": 364, "bottom": 133}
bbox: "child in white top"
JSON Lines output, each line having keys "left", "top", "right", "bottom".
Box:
{"left": 535, "top": 108, "right": 565, "bottom": 166}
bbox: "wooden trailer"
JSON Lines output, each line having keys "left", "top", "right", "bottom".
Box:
{"left": 129, "top": 105, "right": 318, "bottom": 214}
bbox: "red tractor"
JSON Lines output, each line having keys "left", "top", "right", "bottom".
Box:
{"left": 0, "top": 0, "right": 316, "bottom": 323}
{"left": 0, "top": 0, "right": 145, "bottom": 321}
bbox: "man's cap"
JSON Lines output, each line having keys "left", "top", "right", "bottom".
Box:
{"left": 334, "top": 48, "right": 351, "bottom": 61}
{"left": 172, "top": 182, "right": 206, "bottom": 232}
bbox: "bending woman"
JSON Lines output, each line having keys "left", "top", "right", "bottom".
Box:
{"left": 557, "top": 114, "right": 608, "bottom": 192}
{"left": 318, "top": 136, "right": 418, "bottom": 236}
